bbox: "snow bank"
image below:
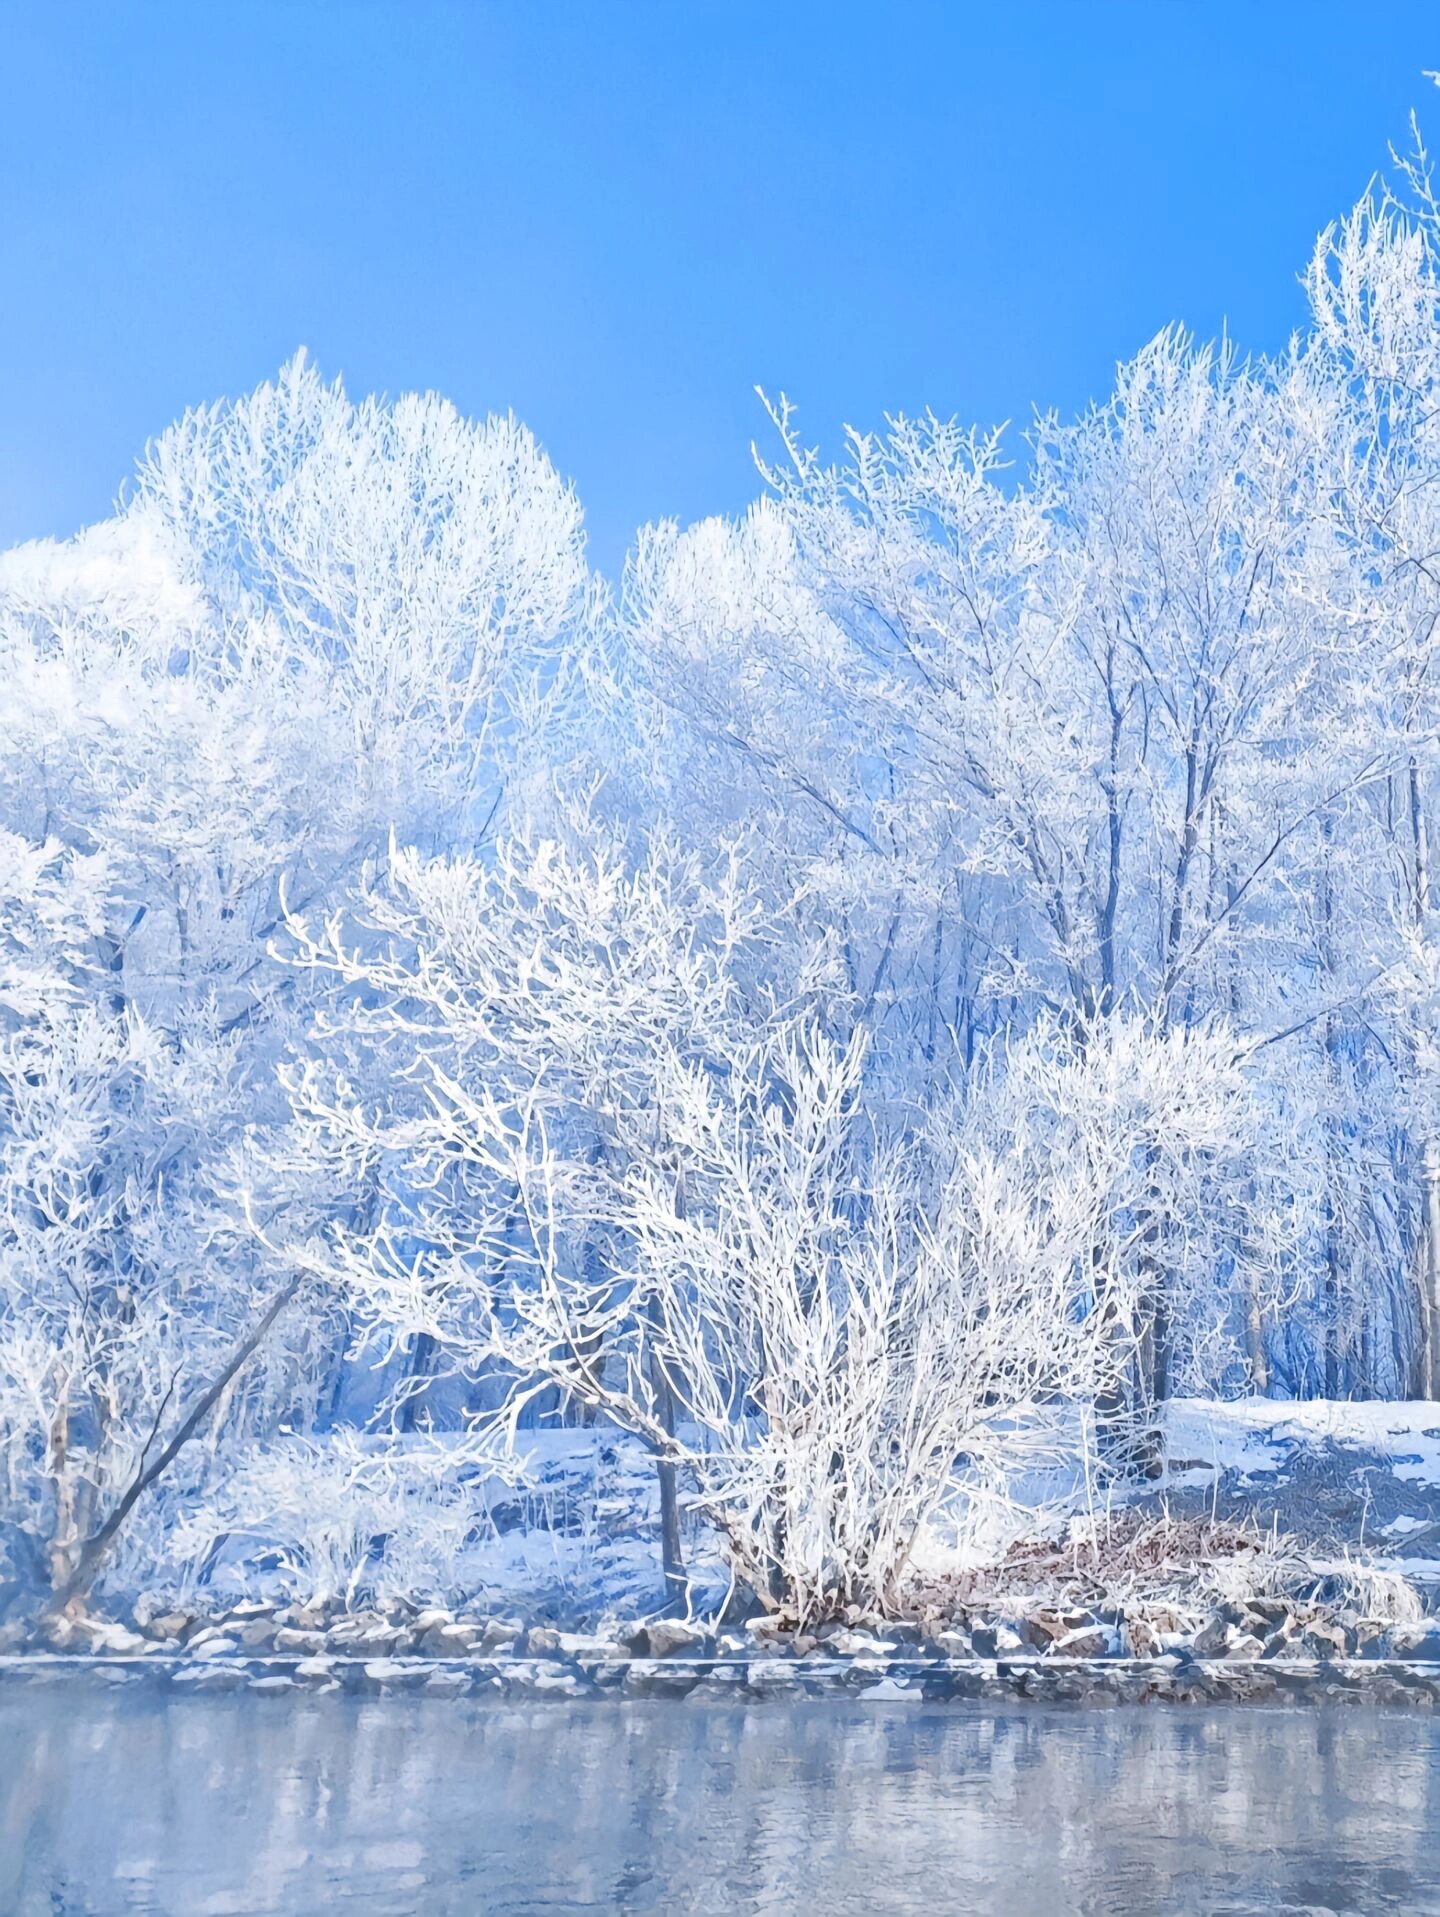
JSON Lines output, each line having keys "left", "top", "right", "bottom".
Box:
{"left": 1166, "top": 1399, "right": 1440, "bottom": 1487}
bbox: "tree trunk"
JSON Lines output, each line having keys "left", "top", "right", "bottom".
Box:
{"left": 1244, "top": 1288, "right": 1270, "bottom": 1395}
{"left": 45, "top": 1387, "right": 75, "bottom": 1594}
{"left": 1133, "top": 1143, "right": 1169, "bottom": 1478}
{"left": 44, "top": 1275, "right": 302, "bottom": 1616}
{"left": 645, "top": 1157, "right": 687, "bottom": 1609}
{"left": 396, "top": 1331, "right": 436, "bottom": 1432}
{"left": 1409, "top": 759, "right": 1440, "bottom": 1398}
{"left": 1423, "top": 1140, "right": 1440, "bottom": 1401}
{"left": 1319, "top": 829, "right": 1347, "bottom": 1397}
{"left": 648, "top": 1341, "right": 686, "bottom": 1609}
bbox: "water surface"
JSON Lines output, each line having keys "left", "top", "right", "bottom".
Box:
{"left": 3, "top": 1689, "right": 1440, "bottom": 1913}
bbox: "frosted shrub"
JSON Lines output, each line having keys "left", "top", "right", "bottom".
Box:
{"left": 278, "top": 818, "right": 1262, "bottom": 1620}
{"left": 164, "top": 1431, "right": 526, "bottom": 1611}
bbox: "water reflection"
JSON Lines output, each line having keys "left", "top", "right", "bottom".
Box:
{"left": 2, "top": 1691, "right": 1439, "bottom": 1913}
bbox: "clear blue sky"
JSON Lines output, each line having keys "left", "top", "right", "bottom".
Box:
{"left": 3, "top": 1, "right": 1439, "bottom": 576}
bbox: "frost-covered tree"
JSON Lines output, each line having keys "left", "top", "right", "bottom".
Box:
{"left": 0, "top": 359, "right": 591, "bottom": 1608}
{"left": 273, "top": 807, "right": 1270, "bottom": 1614}
{"left": 274, "top": 806, "right": 836, "bottom": 1598}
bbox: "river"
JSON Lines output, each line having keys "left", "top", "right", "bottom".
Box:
{"left": 3, "top": 1690, "right": 1439, "bottom": 1913}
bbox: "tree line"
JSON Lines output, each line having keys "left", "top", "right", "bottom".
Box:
{"left": 7, "top": 121, "right": 1440, "bottom": 1618}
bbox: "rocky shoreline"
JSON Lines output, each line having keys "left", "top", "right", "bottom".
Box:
{"left": 8, "top": 1649, "right": 1440, "bottom": 1707}
{"left": 8, "top": 1594, "right": 1440, "bottom": 1707}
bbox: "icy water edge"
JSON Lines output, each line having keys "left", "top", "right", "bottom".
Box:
{"left": 4, "top": 1692, "right": 1440, "bottom": 1914}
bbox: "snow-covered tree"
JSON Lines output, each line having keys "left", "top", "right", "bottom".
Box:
{"left": 272, "top": 806, "right": 1275, "bottom": 1614}
{"left": 0, "top": 359, "right": 591, "bottom": 1607}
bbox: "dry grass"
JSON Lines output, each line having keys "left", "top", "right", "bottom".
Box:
{"left": 905, "top": 1507, "right": 1423, "bottom": 1626}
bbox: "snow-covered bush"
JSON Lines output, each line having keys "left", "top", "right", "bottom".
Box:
{"left": 161, "top": 1432, "right": 519, "bottom": 1610}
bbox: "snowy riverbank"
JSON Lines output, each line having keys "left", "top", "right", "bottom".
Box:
{"left": 10, "top": 1401, "right": 1440, "bottom": 1705}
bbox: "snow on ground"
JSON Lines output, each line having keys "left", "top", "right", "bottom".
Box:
{"left": 1156, "top": 1400, "right": 1440, "bottom": 1588}
{"left": 505, "top": 1402, "right": 1440, "bottom": 1609}
{"left": 129, "top": 1426, "right": 729, "bottom": 1627}
{"left": 1166, "top": 1399, "right": 1440, "bottom": 1487}
{"left": 911, "top": 1400, "right": 1440, "bottom": 1592}
{"left": 95, "top": 1400, "right": 1440, "bottom": 1625}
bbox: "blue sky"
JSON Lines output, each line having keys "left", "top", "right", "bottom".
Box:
{"left": 4, "top": 2, "right": 1440, "bottom": 575}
